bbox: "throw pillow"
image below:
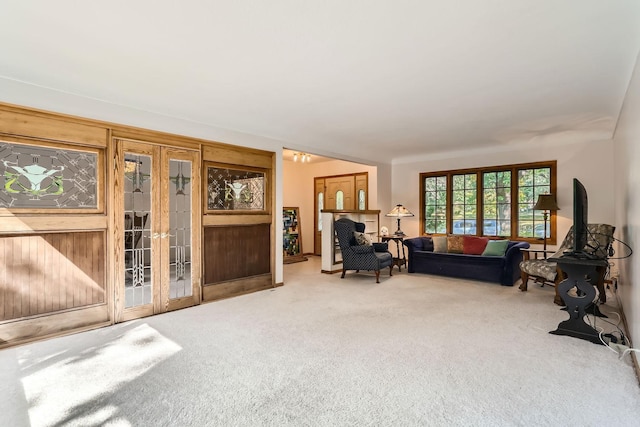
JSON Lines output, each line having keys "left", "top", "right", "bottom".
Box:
{"left": 432, "top": 236, "right": 448, "bottom": 253}
{"left": 482, "top": 239, "right": 509, "bottom": 256}
{"left": 420, "top": 236, "right": 434, "bottom": 252}
{"left": 463, "top": 236, "right": 489, "bottom": 255}
{"left": 447, "top": 235, "right": 464, "bottom": 253}
{"left": 353, "top": 231, "right": 372, "bottom": 246}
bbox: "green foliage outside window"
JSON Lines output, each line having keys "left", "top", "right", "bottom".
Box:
{"left": 424, "top": 176, "right": 447, "bottom": 234}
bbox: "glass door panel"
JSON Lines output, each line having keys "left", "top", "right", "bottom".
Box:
{"left": 124, "top": 153, "right": 153, "bottom": 309}
{"left": 168, "top": 159, "right": 192, "bottom": 299}
{"left": 116, "top": 140, "right": 200, "bottom": 322}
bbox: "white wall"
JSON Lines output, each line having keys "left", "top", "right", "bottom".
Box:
{"left": 390, "top": 139, "right": 615, "bottom": 253}
{"left": 283, "top": 159, "right": 380, "bottom": 256}
{"left": 613, "top": 51, "right": 640, "bottom": 349}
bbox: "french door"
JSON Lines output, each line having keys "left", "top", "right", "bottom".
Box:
{"left": 115, "top": 139, "right": 201, "bottom": 322}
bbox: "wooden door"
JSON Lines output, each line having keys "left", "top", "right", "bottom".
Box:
{"left": 325, "top": 176, "right": 355, "bottom": 210}
{"left": 115, "top": 140, "right": 200, "bottom": 322}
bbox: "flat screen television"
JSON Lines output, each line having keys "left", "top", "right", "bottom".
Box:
{"left": 573, "top": 178, "right": 588, "bottom": 256}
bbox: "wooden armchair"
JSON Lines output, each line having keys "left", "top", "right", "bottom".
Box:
{"left": 519, "top": 224, "right": 615, "bottom": 305}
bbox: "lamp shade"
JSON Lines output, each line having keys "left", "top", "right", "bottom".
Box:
{"left": 385, "top": 204, "right": 414, "bottom": 217}
{"left": 533, "top": 194, "right": 560, "bottom": 211}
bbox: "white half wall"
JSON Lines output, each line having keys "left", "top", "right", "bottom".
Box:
{"left": 613, "top": 50, "right": 640, "bottom": 349}
{"left": 390, "top": 139, "right": 615, "bottom": 252}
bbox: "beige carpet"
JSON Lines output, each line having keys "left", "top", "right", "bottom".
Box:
{"left": 1, "top": 256, "right": 639, "bottom": 426}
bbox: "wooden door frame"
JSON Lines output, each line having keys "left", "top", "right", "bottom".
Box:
{"left": 113, "top": 139, "right": 201, "bottom": 323}
{"left": 313, "top": 172, "right": 369, "bottom": 256}
{"left": 162, "top": 148, "right": 202, "bottom": 312}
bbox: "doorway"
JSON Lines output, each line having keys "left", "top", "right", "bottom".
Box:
{"left": 313, "top": 172, "right": 368, "bottom": 255}
{"left": 115, "top": 139, "right": 201, "bottom": 322}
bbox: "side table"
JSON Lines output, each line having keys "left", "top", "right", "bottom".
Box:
{"left": 381, "top": 235, "right": 407, "bottom": 272}
{"left": 548, "top": 255, "right": 608, "bottom": 345}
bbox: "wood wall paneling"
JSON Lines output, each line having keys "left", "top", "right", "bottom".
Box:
{"left": 0, "top": 107, "right": 107, "bottom": 147}
{"left": 203, "top": 224, "right": 271, "bottom": 285}
{"left": 0, "top": 305, "right": 110, "bottom": 349}
{"left": 0, "top": 231, "right": 106, "bottom": 322}
{"left": 202, "top": 274, "right": 276, "bottom": 302}
{"left": 202, "top": 145, "right": 272, "bottom": 169}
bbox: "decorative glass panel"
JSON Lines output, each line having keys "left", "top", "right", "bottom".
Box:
{"left": 169, "top": 159, "right": 192, "bottom": 299}
{"left": 207, "top": 164, "right": 265, "bottom": 211}
{"left": 336, "top": 190, "right": 344, "bottom": 210}
{"left": 124, "top": 153, "right": 152, "bottom": 308}
{"left": 317, "top": 192, "right": 323, "bottom": 231}
{"left": 0, "top": 141, "right": 98, "bottom": 209}
{"left": 358, "top": 189, "right": 365, "bottom": 210}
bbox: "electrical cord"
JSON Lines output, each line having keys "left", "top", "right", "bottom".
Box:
{"left": 598, "top": 328, "right": 619, "bottom": 353}
{"left": 620, "top": 348, "right": 640, "bottom": 359}
{"left": 586, "top": 231, "right": 634, "bottom": 260}
{"left": 586, "top": 302, "right": 627, "bottom": 343}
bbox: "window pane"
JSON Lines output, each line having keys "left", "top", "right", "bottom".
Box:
{"left": 482, "top": 170, "right": 511, "bottom": 237}
{"left": 424, "top": 176, "right": 447, "bottom": 234}
{"left": 336, "top": 190, "right": 344, "bottom": 210}
{"left": 517, "top": 167, "right": 551, "bottom": 238}
{"left": 317, "top": 192, "right": 323, "bottom": 231}
{"left": 451, "top": 173, "right": 476, "bottom": 235}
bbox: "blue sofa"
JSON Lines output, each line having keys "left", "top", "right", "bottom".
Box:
{"left": 403, "top": 237, "right": 530, "bottom": 286}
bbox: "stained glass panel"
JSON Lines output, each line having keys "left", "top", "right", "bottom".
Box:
{"left": 169, "top": 159, "right": 192, "bottom": 299}
{"left": 124, "top": 153, "right": 152, "bottom": 308}
{"left": 207, "top": 164, "right": 266, "bottom": 211}
{"left": 0, "top": 141, "right": 98, "bottom": 209}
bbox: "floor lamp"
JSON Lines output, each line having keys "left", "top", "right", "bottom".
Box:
{"left": 533, "top": 194, "right": 559, "bottom": 256}
{"left": 386, "top": 204, "right": 414, "bottom": 236}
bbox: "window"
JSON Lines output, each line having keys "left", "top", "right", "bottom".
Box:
{"left": 451, "top": 173, "right": 477, "bottom": 235}
{"left": 317, "top": 192, "right": 323, "bottom": 231}
{"left": 518, "top": 167, "right": 551, "bottom": 238}
{"left": 483, "top": 170, "right": 511, "bottom": 237}
{"left": 420, "top": 161, "right": 556, "bottom": 243}
{"left": 423, "top": 175, "right": 447, "bottom": 234}
{"left": 0, "top": 140, "right": 103, "bottom": 213}
{"left": 335, "top": 190, "right": 344, "bottom": 210}
{"left": 205, "top": 163, "right": 267, "bottom": 213}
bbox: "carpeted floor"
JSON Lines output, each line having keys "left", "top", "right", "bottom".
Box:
{"left": 1, "top": 256, "right": 639, "bottom": 426}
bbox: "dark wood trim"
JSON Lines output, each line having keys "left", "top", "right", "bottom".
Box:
{"left": 419, "top": 160, "right": 558, "bottom": 244}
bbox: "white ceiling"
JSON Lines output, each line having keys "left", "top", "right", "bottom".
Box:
{"left": 1, "top": 1, "right": 639, "bottom": 164}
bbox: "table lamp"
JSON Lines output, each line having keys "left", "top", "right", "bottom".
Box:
{"left": 386, "top": 204, "right": 414, "bottom": 236}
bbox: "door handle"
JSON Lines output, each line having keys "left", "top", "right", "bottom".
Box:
{"left": 152, "top": 232, "right": 161, "bottom": 239}
{"left": 161, "top": 232, "right": 175, "bottom": 239}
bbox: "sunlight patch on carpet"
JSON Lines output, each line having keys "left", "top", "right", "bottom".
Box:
{"left": 19, "top": 324, "right": 181, "bottom": 427}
